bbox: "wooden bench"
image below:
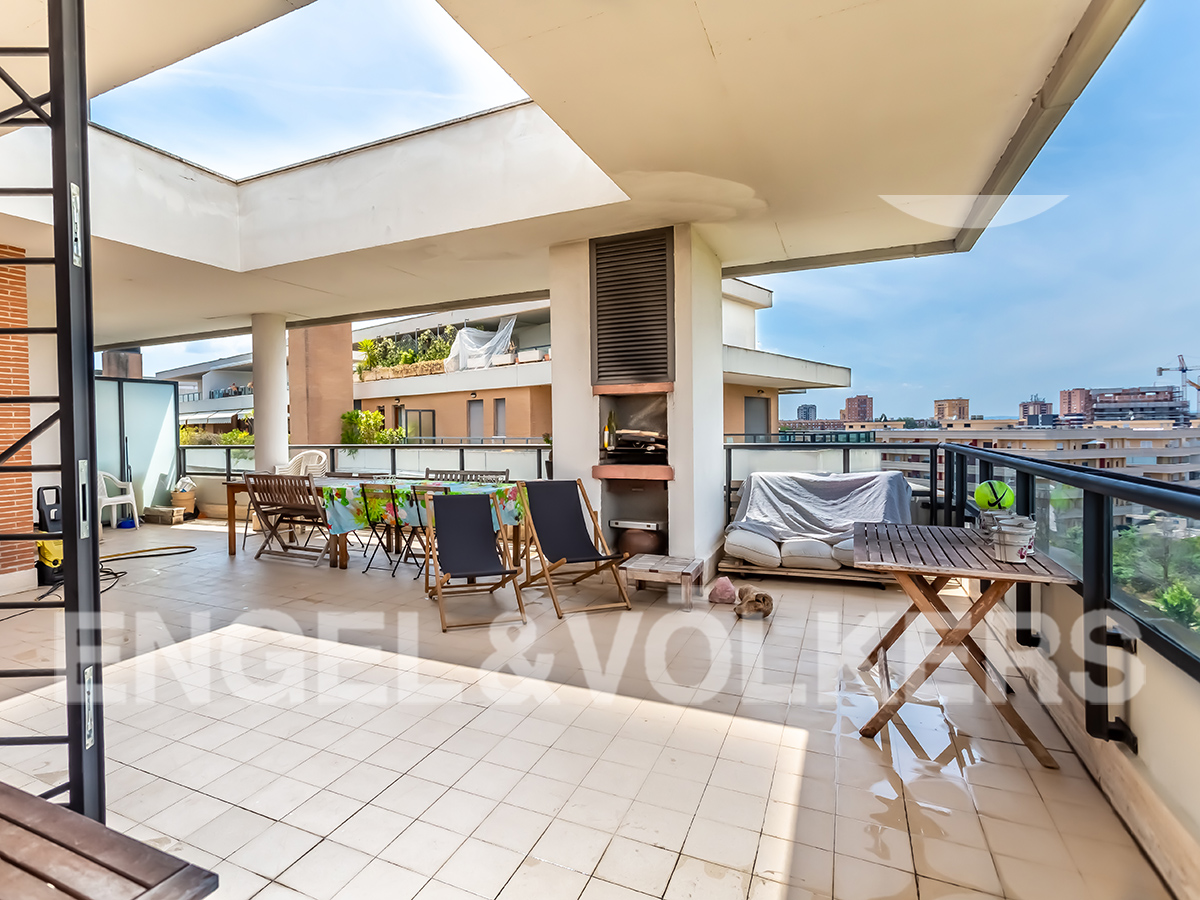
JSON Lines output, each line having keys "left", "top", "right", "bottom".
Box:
{"left": 0, "top": 781, "right": 217, "bottom": 899}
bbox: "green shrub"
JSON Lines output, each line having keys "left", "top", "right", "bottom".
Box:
{"left": 341, "top": 410, "right": 406, "bottom": 445}
{"left": 179, "top": 426, "right": 220, "bottom": 446}
{"left": 1157, "top": 582, "right": 1200, "bottom": 629}
{"left": 357, "top": 330, "right": 450, "bottom": 373}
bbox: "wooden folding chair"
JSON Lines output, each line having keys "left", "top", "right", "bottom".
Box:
{"left": 518, "top": 479, "right": 631, "bottom": 618}
{"left": 244, "top": 473, "right": 331, "bottom": 566}
{"left": 361, "top": 482, "right": 402, "bottom": 575}
{"left": 424, "top": 492, "right": 527, "bottom": 632}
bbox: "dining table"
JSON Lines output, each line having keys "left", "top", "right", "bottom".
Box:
{"left": 317, "top": 478, "right": 525, "bottom": 569}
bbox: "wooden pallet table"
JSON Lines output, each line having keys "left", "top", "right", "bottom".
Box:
{"left": 621, "top": 554, "right": 703, "bottom": 612}
{"left": 0, "top": 781, "right": 217, "bottom": 900}
{"left": 853, "top": 523, "right": 1079, "bottom": 768}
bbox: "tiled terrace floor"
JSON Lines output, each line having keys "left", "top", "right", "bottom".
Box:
{"left": 0, "top": 522, "right": 1171, "bottom": 900}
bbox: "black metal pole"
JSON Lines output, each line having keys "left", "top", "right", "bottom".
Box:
{"left": 928, "top": 448, "right": 938, "bottom": 524}
{"left": 954, "top": 451, "right": 968, "bottom": 528}
{"left": 1082, "top": 489, "right": 1113, "bottom": 741}
{"left": 1015, "top": 471, "right": 1038, "bottom": 646}
{"left": 942, "top": 450, "right": 953, "bottom": 526}
{"left": 49, "top": 0, "right": 105, "bottom": 821}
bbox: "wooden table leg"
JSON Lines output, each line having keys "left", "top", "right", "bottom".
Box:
{"left": 904, "top": 574, "right": 1014, "bottom": 694}
{"left": 860, "top": 579, "right": 1010, "bottom": 739}
{"left": 682, "top": 575, "right": 693, "bottom": 612}
{"left": 338, "top": 534, "right": 349, "bottom": 569}
{"left": 860, "top": 576, "right": 950, "bottom": 670}
{"left": 227, "top": 484, "right": 237, "bottom": 556}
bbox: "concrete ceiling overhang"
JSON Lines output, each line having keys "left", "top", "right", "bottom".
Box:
{"left": 721, "top": 346, "right": 850, "bottom": 392}
{"left": 0, "top": 0, "right": 1144, "bottom": 347}
{"left": 438, "top": 0, "right": 1145, "bottom": 271}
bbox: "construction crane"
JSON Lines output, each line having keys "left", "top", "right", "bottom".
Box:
{"left": 1158, "top": 355, "right": 1200, "bottom": 413}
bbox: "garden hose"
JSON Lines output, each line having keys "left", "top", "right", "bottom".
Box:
{"left": 99, "top": 545, "right": 198, "bottom": 562}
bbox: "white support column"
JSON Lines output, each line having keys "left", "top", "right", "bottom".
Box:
{"left": 668, "top": 225, "right": 725, "bottom": 575}
{"left": 251, "top": 313, "right": 288, "bottom": 472}
{"left": 548, "top": 240, "right": 601, "bottom": 498}
{"left": 551, "top": 228, "right": 725, "bottom": 577}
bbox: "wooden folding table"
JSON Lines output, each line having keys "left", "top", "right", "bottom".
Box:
{"left": 853, "top": 523, "right": 1078, "bottom": 768}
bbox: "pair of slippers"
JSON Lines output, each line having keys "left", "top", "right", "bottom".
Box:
{"left": 707, "top": 575, "right": 773, "bottom": 618}
{"left": 734, "top": 585, "right": 773, "bottom": 619}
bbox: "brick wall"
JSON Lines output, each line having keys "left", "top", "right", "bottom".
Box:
{"left": 0, "top": 245, "right": 35, "bottom": 577}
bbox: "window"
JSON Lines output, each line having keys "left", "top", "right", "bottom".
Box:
{"left": 401, "top": 409, "right": 435, "bottom": 441}
{"left": 493, "top": 398, "right": 506, "bottom": 437}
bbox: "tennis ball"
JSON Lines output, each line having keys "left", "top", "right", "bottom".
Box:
{"left": 975, "top": 480, "right": 1015, "bottom": 510}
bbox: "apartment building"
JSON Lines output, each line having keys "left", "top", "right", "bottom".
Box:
{"left": 840, "top": 394, "right": 873, "bottom": 422}
{"left": 1059, "top": 385, "right": 1191, "bottom": 425}
{"left": 352, "top": 280, "right": 851, "bottom": 441}
{"left": 934, "top": 397, "right": 970, "bottom": 421}
{"left": 1060, "top": 387, "right": 1094, "bottom": 421}
{"left": 1019, "top": 394, "right": 1053, "bottom": 420}
{"left": 877, "top": 423, "right": 1200, "bottom": 488}
{"left": 1092, "top": 386, "right": 1190, "bottom": 425}
{"left": 796, "top": 403, "right": 817, "bottom": 421}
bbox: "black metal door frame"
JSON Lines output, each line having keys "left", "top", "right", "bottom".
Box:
{"left": 0, "top": 0, "right": 105, "bottom": 820}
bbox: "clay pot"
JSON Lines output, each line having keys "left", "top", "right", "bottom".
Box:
{"left": 617, "top": 528, "right": 664, "bottom": 556}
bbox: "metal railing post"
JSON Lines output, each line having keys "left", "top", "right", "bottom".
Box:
{"left": 225, "top": 447, "right": 232, "bottom": 481}
{"left": 942, "top": 450, "right": 953, "bottom": 526}
{"left": 928, "top": 448, "right": 938, "bottom": 524}
{"left": 1082, "top": 490, "right": 1131, "bottom": 746}
{"left": 954, "top": 450, "right": 967, "bottom": 527}
{"left": 1015, "top": 471, "right": 1038, "bottom": 646}
{"left": 842, "top": 447, "right": 851, "bottom": 473}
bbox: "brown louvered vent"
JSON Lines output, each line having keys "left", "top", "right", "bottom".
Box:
{"left": 591, "top": 228, "right": 674, "bottom": 386}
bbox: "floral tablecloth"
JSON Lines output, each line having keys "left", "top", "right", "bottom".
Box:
{"left": 319, "top": 479, "right": 523, "bottom": 536}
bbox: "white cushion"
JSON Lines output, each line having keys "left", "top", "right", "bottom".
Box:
{"left": 780, "top": 538, "right": 841, "bottom": 570}
{"left": 831, "top": 538, "right": 856, "bottom": 566}
{"left": 725, "top": 530, "right": 781, "bottom": 568}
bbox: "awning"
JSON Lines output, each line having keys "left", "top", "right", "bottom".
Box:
{"left": 179, "top": 411, "right": 236, "bottom": 425}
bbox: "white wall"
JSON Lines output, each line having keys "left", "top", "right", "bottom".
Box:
{"left": 668, "top": 226, "right": 726, "bottom": 572}
{"left": 722, "top": 298, "right": 757, "bottom": 349}
{"left": 547, "top": 241, "right": 599, "bottom": 500}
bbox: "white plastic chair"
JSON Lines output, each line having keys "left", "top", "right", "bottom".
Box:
{"left": 274, "top": 450, "right": 329, "bottom": 477}
{"left": 98, "top": 471, "right": 138, "bottom": 529}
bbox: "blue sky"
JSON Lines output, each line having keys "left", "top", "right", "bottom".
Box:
{"left": 756, "top": 0, "right": 1200, "bottom": 419}
{"left": 96, "top": 0, "right": 1199, "bottom": 419}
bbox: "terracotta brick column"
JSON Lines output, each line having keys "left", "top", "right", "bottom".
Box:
{"left": 0, "top": 244, "right": 35, "bottom": 586}
{"left": 288, "top": 323, "right": 353, "bottom": 444}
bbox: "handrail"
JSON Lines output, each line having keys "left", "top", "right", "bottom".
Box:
{"left": 937, "top": 443, "right": 1200, "bottom": 519}
{"left": 179, "top": 441, "right": 551, "bottom": 480}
